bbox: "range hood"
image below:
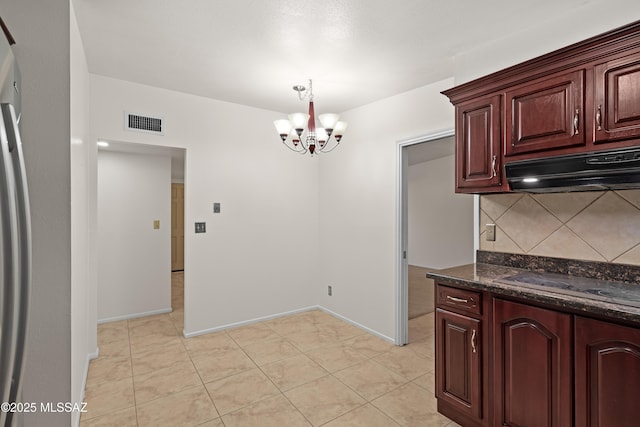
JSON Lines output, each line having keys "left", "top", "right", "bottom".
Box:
{"left": 505, "top": 147, "right": 640, "bottom": 193}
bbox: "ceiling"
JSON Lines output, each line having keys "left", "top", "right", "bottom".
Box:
{"left": 72, "top": 0, "right": 615, "bottom": 115}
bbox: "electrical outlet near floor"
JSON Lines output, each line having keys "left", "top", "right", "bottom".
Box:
{"left": 328, "top": 285, "right": 332, "bottom": 296}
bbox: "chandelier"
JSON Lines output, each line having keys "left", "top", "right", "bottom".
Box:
{"left": 273, "top": 79, "right": 347, "bottom": 156}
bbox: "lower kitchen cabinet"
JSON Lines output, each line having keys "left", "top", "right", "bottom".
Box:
{"left": 493, "top": 299, "right": 572, "bottom": 427}
{"left": 574, "top": 316, "right": 640, "bottom": 427}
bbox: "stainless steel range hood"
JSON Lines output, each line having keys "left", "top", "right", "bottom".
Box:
{"left": 505, "top": 147, "right": 640, "bottom": 193}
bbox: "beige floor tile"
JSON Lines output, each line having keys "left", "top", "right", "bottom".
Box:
{"left": 373, "top": 347, "right": 433, "bottom": 380}
{"left": 265, "top": 314, "right": 319, "bottom": 336}
{"left": 192, "top": 348, "right": 256, "bottom": 383}
{"left": 412, "top": 370, "right": 436, "bottom": 394}
{"left": 406, "top": 336, "right": 435, "bottom": 359}
{"left": 129, "top": 316, "right": 179, "bottom": 340}
{"left": 345, "top": 334, "right": 395, "bottom": 358}
{"left": 130, "top": 331, "right": 183, "bottom": 355}
{"left": 83, "top": 377, "right": 135, "bottom": 420}
{"left": 221, "top": 394, "right": 311, "bottom": 427}
{"left": 318, "top": 322, "right": 365, "bottom": 342}
{"left": 372, "top": 382, "right": 449, "bottom": 427}
{"left": 204, "top": 368, "right": 280, "bottom": 415}
{"left": 286, "top": 328, "right": 343, "bottom": 352}
{"left": 261, "top": 354, "right": 329, "bottom": 391}
{"left": 306, "top": 342, "right": 370, "bottom": 372}
{"left": 333, "top": 360, "right": 409, "bottom": 401}
{"left": 86, "top": 354, "right": 132, "bottom": 386}
{"left": 97, "top": 321, "right": 129, "bottom": 346}
{"left": 133, "top": 360, "right": 202, "bottom": 404}
{"left": 241, "top": 336, "right": 301, "bottom": 365}
{"left": 285, "top": 376, "right": 366, "bottom": 426}
{"left": 80, "top": 406, "right": 137, "bottom": 427}
{"left": 97, "top": 337, "right": 130, "bottom": 359}
{"left": 136, "top": 385, "right": 219, "bottom": 427}
{"left": 131, "top": 340, "right": 191, "bottom": 376}
{"left": 408, "top": 314, "right": 434, "bottom": 343}
{"left": 323, "top": 403, "right": 401, "bottom": 427}
{"left": 227, "top": 323, "right": 280, "bottom": 346}
{"left": 194, "top": 419, "right": 225, "bottom": 427}
{"left": 183, "top": 331, "right": 238, "bottom": 359}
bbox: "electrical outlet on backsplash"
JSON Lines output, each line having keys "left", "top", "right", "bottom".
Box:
{"left": 479, "top": 190, "right": 640, "bottom": 266}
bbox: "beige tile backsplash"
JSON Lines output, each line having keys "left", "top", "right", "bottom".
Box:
{"left": 480, "top": 190, "right": 640, "bottom": 266}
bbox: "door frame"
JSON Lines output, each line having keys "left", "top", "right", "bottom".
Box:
{"left": 395, "top": 128, "right": 466, "bottom": 345}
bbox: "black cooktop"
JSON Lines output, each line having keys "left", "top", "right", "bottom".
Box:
{"left": 496, "top": 271, "right": 640, "bottom": 308}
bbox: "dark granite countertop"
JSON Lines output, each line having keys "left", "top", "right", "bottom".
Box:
{"left": 427, "top": 262, "right": 640, "bottom": 325}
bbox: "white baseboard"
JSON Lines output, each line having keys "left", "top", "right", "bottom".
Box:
{"left": 183, "top": 306, "right": 319, "bottom": 338}
{"left": 74, "top": 348, "right": 99, "bottom": 427}
{"left": 97, "top": 307, "right": 172, "bottom": 324}
{"left": 316, "top": 305, "right": 396, "bottom": 344}
{"left": 182, "top": 305, "right": 396, "bottom": 345}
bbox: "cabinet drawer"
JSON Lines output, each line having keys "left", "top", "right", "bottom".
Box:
{"left": 437, "top": 284, "right": 481, "bottom": 315}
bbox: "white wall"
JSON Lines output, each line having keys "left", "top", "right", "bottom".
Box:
{"left": 318, "top": 78, "right": 455, "bottom": 340}
{"left": 90, "top": 75, "right": 319, "bottom": 335}
{"left": 70, "top": 3, "right": 97, "bottom": 426}
{"left": 2, "top": 1, "right": 72, "bottom": 425}
{"left": 97, "top": 151, "right": 172, "bottom": 321}
{"left": 408, "top": 154, "right": 474, "bottom": 269}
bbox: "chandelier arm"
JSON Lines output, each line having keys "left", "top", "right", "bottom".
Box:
{"left": 282, "top": 140, "right": 308, "bottom": 154}
{"left": 317, "top": 138, "right": 342, "bottom": 153}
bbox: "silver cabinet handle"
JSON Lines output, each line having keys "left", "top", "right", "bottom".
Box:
{"left": 596, "top": 105, "right": 602, "bottom": 131}
{"left": 574, "top": 108, "right": 580, "bottom": 134}
{"left": 446, "top": 295, "right": 469, "bottom": 304}
{"left": 471, "top": 329, "right": 477, "bottom": 353}
{"left": 491, "top": 155, "right": 497, "bottom": 178}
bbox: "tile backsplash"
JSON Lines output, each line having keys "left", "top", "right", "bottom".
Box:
{"left": 480, "top": 190, "right": 640, "bottom": 266}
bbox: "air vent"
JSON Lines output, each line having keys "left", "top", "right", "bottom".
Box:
{"left": 124, "top": 112, "right": 164, "bottom": 135}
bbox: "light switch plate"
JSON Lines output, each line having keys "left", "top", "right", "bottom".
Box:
{"left": 486, "top": 224, "right": 496, "bottom": 241}
{"left": 153, "top": 220, "right": 160, "bottom": 229}
{"left": 213, "top": 202, "right": 221, "bottom": 213}
{"left": 195, "top": 222, "right": 206, "bottom": 233}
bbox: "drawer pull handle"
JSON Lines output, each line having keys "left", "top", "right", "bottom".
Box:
{"left": 573, "top": 108, "right": 580, "bottom": 134}
{"left": 596, "top": 105, "right": 602, "bottom": 131}
{"left": 491, "top": 155, "right": 497, "bottom": 178}
{"left": 471, "top": 329, "right": 478, "bottom": 353}
{"left": 446, "top": 295, "right": 469, "bottom": 304}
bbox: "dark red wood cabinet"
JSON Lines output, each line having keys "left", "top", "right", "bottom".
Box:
{"left": 505, "top": 70, "right": 585, "bottom": 156}
{"left": 454, "top": 94, "right": 505, "bottom": 192}
{"left": 442, "top": 21, "right": 640, "bottom": 194}
{"left": 493, "top": 299, "right": 572, "bottom": 427}
{"left": 574, "top": 316, "right": 640, "bottom": 427}
{"left": 435, "top": 284, "right": 488, "bottom": 427}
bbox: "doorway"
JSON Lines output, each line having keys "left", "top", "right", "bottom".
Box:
{"left": 396, "top": 130, "right": 474, "bottom": 345}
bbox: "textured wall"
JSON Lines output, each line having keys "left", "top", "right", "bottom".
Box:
{"left": 480, "top": 190, "right": 640, "bottom": 266}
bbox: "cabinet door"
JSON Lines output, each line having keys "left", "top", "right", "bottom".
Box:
{"left": 505, "top": 70, "right": 585, "bottom": 156}
{"left": 435, "top": 308, "right": 482, "bottom": 419}
{"left": 575, "top": 316, "right": 640, "bottom": 427}
{"left": 594, "top": 55, "right": 640, "bottom": 144}
{"left": 455, "top": 94, "right": 504, "bottom": 192}
{"left": 493, "top": 299, "right": 572, "bottom": 427}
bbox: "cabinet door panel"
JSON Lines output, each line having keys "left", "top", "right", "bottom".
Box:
{"left": 594, "top": 55, "right": 640, "bottom": 143}
{"left": 455, "top": 95, "right": 503, "bottom": 192}
{"left": 575, "top": 317, "right": 640, "bottom": 427}
{"left": 493, "top": 299, "right": 572, "bottom": 427}
{"left": 506, "top": 70, "right": 585, "bottom": 156}
{"left": 436, "top": 308, "right": 482, "bottom": 419}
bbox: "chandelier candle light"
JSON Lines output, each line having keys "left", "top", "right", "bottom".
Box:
{"left": 273, "top": 79, "right": 347, "bottom": 156}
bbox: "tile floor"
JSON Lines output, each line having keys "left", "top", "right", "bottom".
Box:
{"left": 80, "top": 272, "right": 460, "bottom": 426}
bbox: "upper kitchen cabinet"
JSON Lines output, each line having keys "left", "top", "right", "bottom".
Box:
{"left": 454, "top": 94, "right": 506, "bottom": 192}
{"left": 505, "top": 70, "right": 585, "bottom": 156}
{"left": 594, "top": 55, "right": 640, "bottom": 144}
{"left": 443, "top": 20, "right": 640, "bottom": 194}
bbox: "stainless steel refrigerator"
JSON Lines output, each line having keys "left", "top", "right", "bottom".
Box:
{"left": 0, "top": 19, "right": 32, "bottom": 427}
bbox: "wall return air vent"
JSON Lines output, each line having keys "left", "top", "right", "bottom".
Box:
{"left": 124, "top": 112, "right": 164, "bottom": 135}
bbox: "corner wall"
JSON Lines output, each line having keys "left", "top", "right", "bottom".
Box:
{"left": 318, "top": 78, "right": 455, "bottom": 340}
